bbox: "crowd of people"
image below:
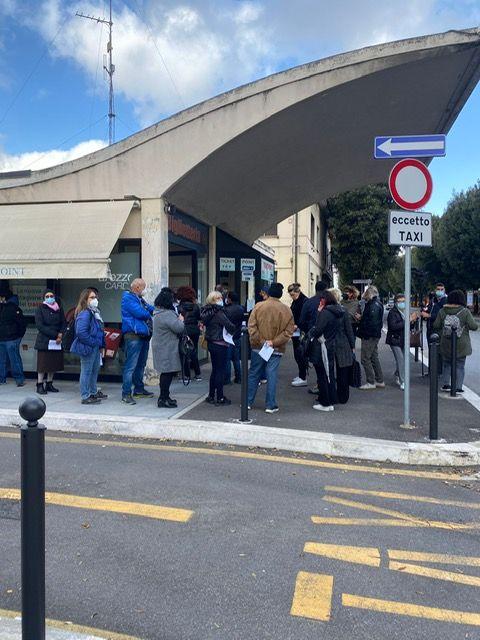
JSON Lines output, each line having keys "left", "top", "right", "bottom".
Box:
{"left": 0, "top": 277, "right": 476, "bottom": 409}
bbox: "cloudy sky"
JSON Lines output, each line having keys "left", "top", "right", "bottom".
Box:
{"left": 0, "top": 0, "right": 479, "bottom": 215}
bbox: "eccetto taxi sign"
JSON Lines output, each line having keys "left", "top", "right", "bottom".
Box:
{"left": 388, "top": 210, "right": 432, "bottom": 247}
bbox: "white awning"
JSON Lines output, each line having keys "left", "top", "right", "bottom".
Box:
{"left": 0, "top": 201, "right": 134, "bottom": 279}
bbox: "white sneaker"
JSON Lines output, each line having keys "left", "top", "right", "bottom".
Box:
{"left": 265, "top": 406, "right": 279, "bottom": 413}
{"left": 400, "top": 383, "right": 405, "bottom": 390}
{"left": 291, "top": 378, "right": 308, "bottom": 387}
{"left": 260, "top": 379, "right": 267, "bottom": 385}
{"left": 359, "top": 383, "right": 376, "bottom": 390}
{"left": 375, "top": 382, "right": 386, "bottom": 388}
{"left": 313, "top": 404, "right": 334, "bottom": 412}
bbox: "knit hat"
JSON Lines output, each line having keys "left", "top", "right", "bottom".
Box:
{"left": 268, "top": 283, "right": 284, "bottom": 299}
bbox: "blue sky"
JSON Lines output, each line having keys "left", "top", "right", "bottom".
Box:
{"left": 0, "top": 0, "right": 479, "bottom": 216}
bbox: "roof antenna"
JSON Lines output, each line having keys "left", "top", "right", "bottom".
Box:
{"left": 76, "top": 0, "right": 115, "bottom": 145}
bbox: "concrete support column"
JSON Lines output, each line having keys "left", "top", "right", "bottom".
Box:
{"left": 141, "top": 197, "right": 169, "bottom": 384}
{"left": 208, "top": 225, "right": 217, "bottom": 294}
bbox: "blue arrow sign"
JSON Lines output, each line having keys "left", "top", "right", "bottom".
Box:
{"left": 374, "top": 134, "right": 446, "bottom": 159}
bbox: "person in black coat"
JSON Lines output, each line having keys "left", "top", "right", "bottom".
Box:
{"left": 309, "top": 290, "right": 342, "bottom": 411}
{"left": 298, "top": 280, "right": 327, "bottom": 333}
{"left": 329, "top": 288, "right": 356, "bottom": 404}
{"left": 0, "top": 286, "right": 26, "bottom": 386}
{"left": 177, "top": 286, "right": 202, "bottom": 381}
{"left": 357, "top": 285, "right": 385, "bottom": 390}
{"left": 288, "top": 283, "right": 308, "bottom": 386}
{"left": 386, "top": 293, "right": 418, "bottom": 389}
{"left": 200, "top": 290, "right": 236, "bottom": 406}
{"left": 34, "top": 289, "right": 67, "bottom": 394}
{"left": 224, "top": 291, "right": 245, "bottom": 384}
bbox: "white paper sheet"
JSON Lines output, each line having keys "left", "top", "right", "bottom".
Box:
{"left": 48, "top": 340, "right": 61, "bottom": 351}
{"left": 222, "top": 328, "right": 235, "bottom": 345}
{"left": 258, "top": 342, "right": 274, "bottom": 362}
{"left": 292, "top": 328, "right": 301, "bottom": 337}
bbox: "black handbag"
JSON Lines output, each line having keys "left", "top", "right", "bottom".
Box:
{"left": 349, "top": 355, "right": 362, "bottom": 388}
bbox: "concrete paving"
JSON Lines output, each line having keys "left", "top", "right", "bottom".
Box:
{"left": 0, "top": 613, "right": 138, "bottom": 639}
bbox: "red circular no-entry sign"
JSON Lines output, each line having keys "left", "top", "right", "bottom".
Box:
{"left": 388, "top": 158, "right": 433, "bottom": 210}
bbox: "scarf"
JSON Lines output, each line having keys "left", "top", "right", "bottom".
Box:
{"left": 43, "top": 301, "right": 60, "bottom": 312}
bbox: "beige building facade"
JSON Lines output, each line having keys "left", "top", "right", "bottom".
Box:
{"left": 261, "top": 204, "right": 332, "bottom": 302}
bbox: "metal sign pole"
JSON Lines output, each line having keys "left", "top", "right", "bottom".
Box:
{"left": 403, "top": 245, "right": 412, "bottom": 428}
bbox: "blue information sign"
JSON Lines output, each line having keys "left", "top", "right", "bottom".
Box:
{"left": 374, "top": 134, "right": 446, "bottom": 159}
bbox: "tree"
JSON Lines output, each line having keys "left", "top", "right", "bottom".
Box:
{"left": 435, "top": 182, "right": 480, "bottom": 290}
{"left": 412, "top": 216, "right": 446, "bottom": 290}
{"left": 321, "top": 184, "right": 399, "bottom": 286}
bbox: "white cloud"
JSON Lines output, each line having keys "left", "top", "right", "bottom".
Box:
{"left": 0, "top": 139, "right": 107, "bottom": 171}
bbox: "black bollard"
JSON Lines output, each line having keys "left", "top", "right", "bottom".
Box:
{"left": 19, "top": 396, "right": 47, "bottom": 640}
{"left": 450, "top": 327, "right": 457, "bottom": 398}
{"left": 429, "top": 334, "right": 439, "bottom": 440}
{"left": 240, "top": 325, "right": 250, "bottom": 422}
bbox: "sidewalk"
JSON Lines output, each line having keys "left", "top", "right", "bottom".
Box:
{"left": 182, "top": 339, "right": 480, "bottom": 444}
{"left": 0, "top": 340, "right": 479, "bottom": 466}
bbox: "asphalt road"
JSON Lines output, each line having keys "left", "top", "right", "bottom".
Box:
{"left": 0, "top": 429, "right": 479, "bottom": 640}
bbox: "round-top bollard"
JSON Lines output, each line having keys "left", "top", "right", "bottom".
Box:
{"left": 429, "top": 334, "right": 440, "bottom": 440}
{"left": 19, "top": 396, "right": 47, "bottom": 640}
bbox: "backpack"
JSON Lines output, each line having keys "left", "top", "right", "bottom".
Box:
{"left": 442, "top": 310, "right": 465, "bottom": 339}
{"left": 61, "top": 318, "right": 76, "bottom": 351}
{"left": 179, "top": 333, "right": 195, "bottom": 386}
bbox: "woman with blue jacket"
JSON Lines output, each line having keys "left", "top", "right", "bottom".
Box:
{"left": 70, "top": 288, "right": 106, "bottom": 404}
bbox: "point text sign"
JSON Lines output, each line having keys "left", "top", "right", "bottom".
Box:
{"left": 388, "top": 211, "right": 432, "bottom": 247}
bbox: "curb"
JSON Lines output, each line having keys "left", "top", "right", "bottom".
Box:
{"left": 1, "top": 409, "right": 479, "bottom": 467}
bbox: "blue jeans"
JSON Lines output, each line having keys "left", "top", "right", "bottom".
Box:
{"left": 0, "top": 338, "right": 24, "bottom": 384}
{"left": 122, "top": 337, "right": 150, "bottom": 396}
{"left": 442, "top": 357, "right": 466, "bottom": 390}
{"left": 247, "top": 350, "right": 282, "bottom": 409}
{"left": 79, "top": 349, "right": 101, "bottom": 400}
{"left": 225, "top": 338, "right": 241, "bottom": 382}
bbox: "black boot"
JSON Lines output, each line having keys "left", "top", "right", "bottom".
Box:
{"left": 166, "top": 397, "right": 178, "bottom": 408}
{"left": 46, "top": 381, "right": 59, "bottom": 393}
{"left": 36, "top": 382, "right": 47, "bottom": 395}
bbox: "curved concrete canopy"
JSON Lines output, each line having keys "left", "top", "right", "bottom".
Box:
{"left": 1, "top": 28, "right": 479, "bottom": 244}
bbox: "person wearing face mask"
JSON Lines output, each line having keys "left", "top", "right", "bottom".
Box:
{"left": 386, "top": 293, "right": 418, "bottom": 389}
{"left": 121, "top": 278, "right": 155, "bottom": 405}
{"left": 70, "top": 288, "right": 106, "bottom": 404}
{"left": 34, "top": 289, "right": 67, "bottom": 394}
{"left": 200, "top": 290, "right": 236, "bottom": 405}
{"left": 0, "top": 285, "right": 26, "bottom": 387}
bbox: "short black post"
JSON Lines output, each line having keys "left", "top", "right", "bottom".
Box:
{"left": 414, "top": 346, "right": 419, "bottom": 362}
{"left": 450, "top": 327, "right": 457, "bottom": 398}
{"left": 19, "top": 396, "right": 47, "bottom": 640}
{"left": 429, "top": 334, "right": 439, "bottom": 440}
{"left": 240, "top": 325, "right": 250, "bottom": 422}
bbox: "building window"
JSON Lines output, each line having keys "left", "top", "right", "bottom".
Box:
{"left": 310, "top": 214, "right": 315, "bottom": 246}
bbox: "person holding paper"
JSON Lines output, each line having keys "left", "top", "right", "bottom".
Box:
{"left": 34, "top": 289, "right": 67, "bottom": 394}
{"left": 247, "top": 283, "right": 294, "bottom": 413}
{"left": 287, "top": 283, "right": 308, "bottom": 387}
{"left": 200, "top": 291, "right": 237, "bottom": 406}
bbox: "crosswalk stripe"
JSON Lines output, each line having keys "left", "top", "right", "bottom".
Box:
{"left": 304, "top": 542, "right": 380, "bottom": 567}
{"left": 290, "top": 572, "right": 334, "bottom": 621}
{"left": 311, "top": 517, "right": 480, "bottom": 529}
{"left": 388, "top": 549, "right": 480, "bottom": 566}
{"left": 389, "top": 561, "right": 480, "bottom": 587}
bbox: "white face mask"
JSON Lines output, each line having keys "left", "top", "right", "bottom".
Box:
{"left": 216, "top": 299, "right": 224, "bottom": 307}
{"left": 89, "top": 299, "right": 99, "bottom": 309}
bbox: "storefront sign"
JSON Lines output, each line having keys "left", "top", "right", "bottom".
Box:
{"left": 168, "top": 208, "right": 209, "bottom": 252}
{"left": 0, "top": 266, "right": 25, "bottom": 277}
{"left": 220, "top": 257, "right": 236, "bottom": 272}
{"left": 261, "top": 259, "right": 274, "bottom": 282}
{"left": 12, "top": 283, "right": 44, "bottom": 315}
{"left": 242, "top": 272, "right": 254, "bottom": 282}
{"left": 241, "top": 258, "right": 255, "bottom": 272}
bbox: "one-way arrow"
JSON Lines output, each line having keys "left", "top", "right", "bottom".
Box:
{"left": 374, "top": 134, "right": 446, "bottom": 159}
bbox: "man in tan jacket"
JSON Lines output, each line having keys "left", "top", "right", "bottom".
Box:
{"left": 247, "top": 283, "right": 294, "bottom": 413}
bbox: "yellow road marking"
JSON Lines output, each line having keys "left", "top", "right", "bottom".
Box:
{"left": 0, "top": 608, "right": 140, "bottom": 639}
{"left": 389, "top": 561, "right": 480, "bottom": 588}
{"left": 322, "top": 495, "right": 473, "bottom": 530}
{"left": 325, "top": 485, "right": 480, "bottom": 510}
{"left": 290, "top": 571, "right": 334, "bottom": 621}
{"left": 0, "top": 431, "right": 464, "bottom": 481}
{"left": 342, "top": 593, "right": 480, "bottom": 626}
{"left": 304, "top": 542, "right": 380, "bottom": 567}
{"left": 0, "top": 488, "right": 192, "bottom": 523}
{"left": 311, "top": 517, "right": 480, "bottom": 529}
{"left": 388, "top": 549, "right": 480, "bottom": 567}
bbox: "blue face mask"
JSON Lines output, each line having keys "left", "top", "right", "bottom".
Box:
{"left": 435, "top": 290, "right": 445, "bottom": 298}
{"left": 397, "top": 302, "right": 406, "bottom": 310}
{"left": 216, "top": 300, "right": 224, "bottom": 307}
{"left": 45, "top": 296, "right": 55, "bottom": 305}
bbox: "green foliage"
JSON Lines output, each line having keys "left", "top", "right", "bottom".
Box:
{"left": 321, "top": 184, "right": 398, "bottom": 285}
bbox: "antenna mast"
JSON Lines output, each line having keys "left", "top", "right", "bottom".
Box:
{"left": 76, "top": 0, "right": 115, "bottom": 145}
